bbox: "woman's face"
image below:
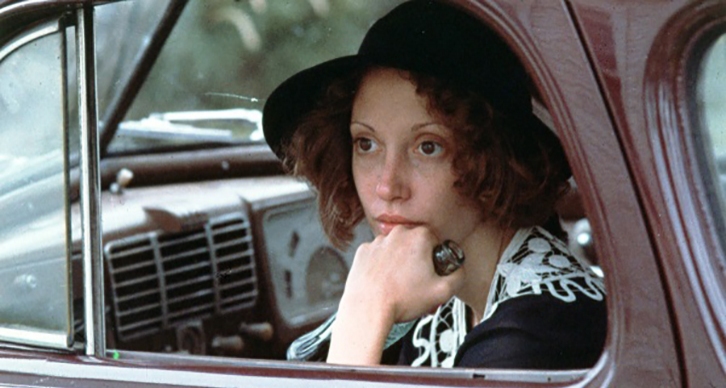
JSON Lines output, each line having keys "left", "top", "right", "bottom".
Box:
{"left": 350, "top": 68, "right": 484, "bottom": 243}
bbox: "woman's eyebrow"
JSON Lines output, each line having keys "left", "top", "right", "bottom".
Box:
{"left": 411, "top": 122, "right": 449, "bottom": 133}
{"left": 350, "top": 121, "right": 375, "bottom": 132}
{"left": 350, "top": 121, "right": 449, "bottom": 133}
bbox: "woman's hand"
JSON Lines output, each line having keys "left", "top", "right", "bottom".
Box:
{"left": 348, "top": 225, "right": 464, "bottom": 321}
{"left": 326, "top": 225, "right": 465, "bottom": 365}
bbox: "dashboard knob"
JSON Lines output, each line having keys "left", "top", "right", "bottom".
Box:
{"left": 239, "top": 322, "right": 274, "bottom": 342}
{"left": 211, "top": 335, "right": 245, "bottom": 353}
{"left": 110, "top": 168, "right": 134, "bottom": 194}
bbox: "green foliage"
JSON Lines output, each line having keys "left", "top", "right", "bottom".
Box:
{"left": 125, "top": 0, "right": 405, "bottom": 121}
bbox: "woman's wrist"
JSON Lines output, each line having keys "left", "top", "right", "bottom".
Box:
{"left": 326, "top": 290, "right": 395, "bottom": 365}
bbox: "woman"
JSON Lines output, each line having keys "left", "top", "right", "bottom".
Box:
{"left": 263, "top": 0, "right": 606, "bottom": 369}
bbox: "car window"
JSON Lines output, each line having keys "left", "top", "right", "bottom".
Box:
{"left": 697, "top": 34, "right": 726, "bottom": 234}
{"left": 95, "top": 0, "right": 605, "bottom": 376}
{"left": 108, "top": 0, "right": 405, "bottom": 154}
{"left": 0, "top": 18, "right": 73, "bottom": 349}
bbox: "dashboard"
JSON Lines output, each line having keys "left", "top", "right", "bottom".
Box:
{"left": 70, "top": 175, "right": 367, "bottom": 359}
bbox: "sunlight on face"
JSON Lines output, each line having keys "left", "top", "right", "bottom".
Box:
{"left": 350, "top": 67, "right": 483, "bottom": 242}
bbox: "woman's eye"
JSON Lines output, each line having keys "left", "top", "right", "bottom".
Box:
{"left": 418, "top": 141, "right": 443, "bottom": 156}
{"left": 354, "top": 138, "right": 377, "bottom": 153}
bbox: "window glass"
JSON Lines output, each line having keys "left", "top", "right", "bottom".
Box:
{"left": 109, "top": 0, "right": 405, "bottom": 154}
{"left": 0, "top": 19, "right": 72, "bottom": 348}
{"left": 63, "top": 0, "right": 169, "bottom": 156}
{"left": 697, "top": 35, "right": 726, "bottom": 211}
{"left": 699, "top": 35, "right": 726, "bottom": 152}
{"left": 95, "top": 0, "right": 171, "bottom": 117}
{"left": 61, "top": 0, "right": 168, "bottom": 155}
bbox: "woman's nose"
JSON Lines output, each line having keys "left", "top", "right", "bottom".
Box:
{"left": 375, "top": 153, "right": 410, "bottom": 201}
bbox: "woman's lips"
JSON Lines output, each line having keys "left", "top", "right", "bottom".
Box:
{"left": 375, "top": 215, "right": 422, "bottom": 235}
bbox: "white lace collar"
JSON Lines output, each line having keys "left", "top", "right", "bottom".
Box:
{"left": 482, "top": 226, "right": 605, "bottom": 322}
{"left": 409, "top": 226, "right": 605, "bottom": 367}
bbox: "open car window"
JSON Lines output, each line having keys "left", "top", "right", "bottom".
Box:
{"left": 95, "top": 0, "right": 605, "bottom": 377}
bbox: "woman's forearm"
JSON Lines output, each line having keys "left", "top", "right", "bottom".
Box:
{"left": 326, "top": 291, "right": 394, "bottom": 365}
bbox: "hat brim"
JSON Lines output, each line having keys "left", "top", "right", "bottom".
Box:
{"left": 263, "top": 55, "right": 363, "bottom": 159}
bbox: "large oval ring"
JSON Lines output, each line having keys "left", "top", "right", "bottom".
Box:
{"left": 432, "top": 240, "right": 465, "bottom": 276}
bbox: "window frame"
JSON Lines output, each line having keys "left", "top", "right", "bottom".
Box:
{"left": 0, "top": 15, "right": 74, "bottom": 350}
{"left": 75, "top": 3, "right": 105, "bottom": 358}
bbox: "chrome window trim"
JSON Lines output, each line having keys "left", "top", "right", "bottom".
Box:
{"left": 76, "top": 5, "right": 105, "bottom": 357}
{"left": 0, "top": 327, "right": 70, "bottom": 349}
{"left": 0, "top": 19, "right": 59, "bottom": 62}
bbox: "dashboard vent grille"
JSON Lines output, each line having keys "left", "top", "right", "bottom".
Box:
{"left": 105, "top": 213, "right": 257, "bottom": 341}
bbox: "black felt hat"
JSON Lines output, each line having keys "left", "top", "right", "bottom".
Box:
{"left": 263, "top": 0, "right": 550, "bottom": 160}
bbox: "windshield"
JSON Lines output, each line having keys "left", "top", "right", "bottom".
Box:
{"left": 106, "top": 0, "right": 404, "bottom": 154}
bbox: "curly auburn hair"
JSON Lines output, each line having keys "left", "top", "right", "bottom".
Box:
{"left": 281, "top": 66, "right": 571, "bottom": 249}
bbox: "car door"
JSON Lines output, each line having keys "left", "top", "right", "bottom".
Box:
{"left": 569, "top": 0, "right": 726, "bottom": 386}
